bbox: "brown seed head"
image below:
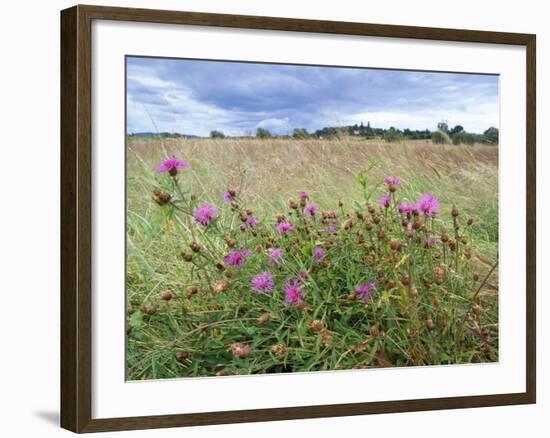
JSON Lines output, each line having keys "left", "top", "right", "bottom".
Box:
{"left": 144, "top": 305, "right": 157, "bottom": 315}
{"left": 181, "top": 252, "right": 193, "bottom": 262}
{"left": 214, "top": 280, "right": 229, "bottom": 294}
{"left": 467, "top": 218, "right": 474, "bottom": 226}
{"left": 257, "top": 312, "right": 272, "bottom": 324}
{"left": 370, "top": 324, "right": 380, "bottom": 337}
{"left": 426, "top": 318, "right": 435, "bottom": 331}
{"left": 452, "top": 205, "right": 460, "bottom": 217}
{"left": 161, "top": 291, "right": 175, "bottom": 301}
{"left": 185, "top": 286, "right": 198, "bottom": 298}
{"left": 152, "top": 189, "right": 172, "bottom": 206}
{"left": 270, "top": 344, "right": 289, "bottom": 357}
{"left": 190, "top": 241, "right": 201, "bottom": 253}
{"left": 231, "top": 343, "right": 251, "bottom": 358}
{"left": 390, "top": 239, "right": 401, "bottom": 251}
{"left": 288, "top": 199, "right": 298, "bottom": 209}
{"left": 308, "top": 319, "right": 325, "bottom": 332}
{"left": 175, "top": 351, "right": 192, "bottom": 362}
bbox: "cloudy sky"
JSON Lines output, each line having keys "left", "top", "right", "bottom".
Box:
{"left": 126, "top": 57, "right": 499, "bottom": 136}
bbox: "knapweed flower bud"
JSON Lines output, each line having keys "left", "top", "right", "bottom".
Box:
{"left": 288, "top": 199, "right": 298, "bottom": 210}
{"left": 257, "top": 312, "right": 272, "bottom": 324}
{"left": 433, "top": 295, "right": 441, "bottom": 309}
{"left": 367, "top": 204, "right": 375, "bottom": 214}
{"left": 231, "top": 343, "right": 251, "bottom": 359}
{"left": 390, "top": 239, "right": 401, "bottom": 251}
{"left": 452, "top": 205, "right": 460, "bottom": 217}
{"left": 224, "top": 237, "right": 236, "bottom": 248}
{"left": 472, "top": 304, "right": 483, "bottom": 316}
{"left": 343, "top": 218, "right": 354, "bottom": 230}
{"left": 377, "top": 228, "right": 385, "bottom": 240}
{"left": 270, "top": 344, "right": 289, "bottom": 357}
{"left": 175, "top": 351, "right": 192, "bottom": 362}
{"left": 406, "top": 224, "right": 414, "bottom": 238}
{"left": 473, "top": 273, "right": 480, "bottom": 281}
{"left": 370, "top": 324, "right": 380, "bottom": 336}
{"left": 144, "top": 305, "right": 157, "bottom": 315}
{"left": 320, "top": 328, "right": 333, "bottom": 345}
{"left": 467, "top": 218, "right": 474, "bottom": 226}
{"left": 276, "top": 213, "right": 285, "bottom": 223}
{"left": 190, "top": 194, "right": 197, "bottom": 201}
{"left": 215, "top": 261, "right": 225, "bottom": 271}
{"left": 190, "top": 241, "right": 201, "bottom": 253}
{"left": 239, "top": 212, "right": 248, "bottom": 222}
{"left": 346, "top": 292, "right": 357, "bottom": 301}
{"left": 385, "top": 279, "right": 396, "bottom": 289}
{"left": 401, "top": 274, "right": 410, "bottom": 286}
{"left": 300, "top": 198, "right": 307, "bottom": 208}
{"left": 426, "top": 318, "right": 435, "bottom": 331}
{"left": 239, "top": 224, "right": 246, "bottom": 231}
{"left": 356, "top": 211, "right": 364, "bottom": 220}
{"left": 185, "top": 286, "right": 198, "bottom": 298}
{"left": 372, "top": 214, "right": 381, "bottom": 225}
{"left": 448, "top": 238, "right": 457, "bottom": 251}
{"left": 308, "top": 319, "right": 324, "bottom": 332}
{"left": 161, "top": 291, "right": 175, "bottom": 301}
{"left": 181, "top": 252, "right": 193, "bottom": 262}
{"left": 356, "top": 231, "right": 365, "bottom": 243}
{"left": 339, "top": 199, "right": 344, "bottom": 207}
{"left": 409, "top": 285, "right": 418, "bottom": 298}
{"left": 413, "top": 216, "right": 424, "bottom": 230}
{"left": 152, "top": 189, "right": 172, "bottom": 206}
{"left": 364, "top": 219, "right": 373, "bottom": 231}
{"left": 214, "top": 280, "right": 229, "bottom": 294}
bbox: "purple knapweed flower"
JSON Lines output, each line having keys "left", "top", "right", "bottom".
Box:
{"left": 267, "top": 248, "right": 282, "bottom": 267}
{"left": 251, "top": 271, "right": 274, "bottom": 294}
{"left": 245, "top": 214, "right": 259, "bottom": 228}
{"left": 416, "top": 194, "right": 441, "bottom": 218}
{"left": 223, "top": 249, "right": 252, "bottom": 269}
{"left": 223, "top": 190, "right": 236, "bottom": 203}
{"left": 326, "top": 225, "right": 337, "bottom": 233}
{"left": 379, "top": 194, "right": 392, "bottom": 209}
{"left": 299, "top": 191, "right": 309, "bottom": 202}
{"left": 277, "top": 222, "right": 295, "bottom": 234}
{"left": 427, "top": 236, "right": 437, "bottom": 248}
{"left": 383, "top": 176, "right": 401, "bottom": 187}
{"left": 304, "top": 203, "right": 318, "bottom": 216}
{"left": 398, "top": 202, "right": 417, "bottom": 214}
{"left": 313, "top": 246, "right": 326, "bottom": 262}
{"left": 284, "top": 279, "right": 306, "bottom": 306}
{"left": 355, "top": 282, "right": 376, "bottom": 302}
{"left": 156, "top": 156, "right": 189, "bottom": 176}
{"left": 193, "top": 203, "right": 218, "bottom": 226}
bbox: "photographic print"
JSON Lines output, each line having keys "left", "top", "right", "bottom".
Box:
{"left": 125, "top": 56, "right": 499, "bottom": 380}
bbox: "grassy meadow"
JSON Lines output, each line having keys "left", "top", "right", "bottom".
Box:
{"left": 126, "top": 136, "right": 499, "bottom": 380}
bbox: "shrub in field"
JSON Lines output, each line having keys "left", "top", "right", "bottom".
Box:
{"left": 210, "top": 130, "right": 225, "bottom": 139}
{"left": 383, "top": 127, "right": 403, "bottom": 143}
{"left": 431, "top": 130, "right": 450, "bottom": 144}
{"left": 127, "top": 155, "right": 498, "bottom": 379}
{"left": 256, "top": 127, "right": 272, "bottom": 139}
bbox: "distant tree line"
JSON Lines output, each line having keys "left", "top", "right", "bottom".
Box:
{"left": 129, "top": 122, "right": 499, "bottom": 146}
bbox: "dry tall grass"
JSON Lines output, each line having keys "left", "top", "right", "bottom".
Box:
{"left": 128, "top": 137, "right": 498, "bottom": 230}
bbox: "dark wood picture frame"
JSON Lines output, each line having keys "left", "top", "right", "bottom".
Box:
{"left": 60, "top": 4, "right": 536, "bottom": 433}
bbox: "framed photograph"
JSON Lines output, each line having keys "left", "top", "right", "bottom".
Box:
{"left": 60, "top": 4, "right": 536, "bottom": 433}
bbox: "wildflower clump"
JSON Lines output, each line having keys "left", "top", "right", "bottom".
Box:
{"left": 127, "top": 157, "right": 498, "bottom": 379}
